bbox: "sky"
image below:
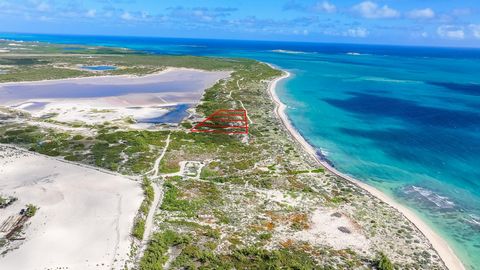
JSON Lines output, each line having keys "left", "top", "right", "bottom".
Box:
{"left": 0, "top": 0, "right": 479, "bottom": 47}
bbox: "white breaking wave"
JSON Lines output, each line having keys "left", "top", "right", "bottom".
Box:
{"left": 178, "top": 45, "right": 207, "bottom": 48}
{"left": 404, "top": 186, "right": 456, "bottom": 209}
{"left": 357, "top": 76, "right": 418, "bottom": 84}
{"left": 467, "top": 214, "right": 480, "bottom": 226}
{"left": 271, "top": 49, "right": 311, "bottom": 54}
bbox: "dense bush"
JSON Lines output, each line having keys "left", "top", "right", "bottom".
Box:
{"left": 25, "top": 204, "right": 38, "bottom": 217}
{"left": 139, "top": 230, "right": 190, "bottom": 270}
{"left": 161, "top": 182, "right": 198, "bottom": 216}
{"left": 377, "top": 252, "right": 394, "bottom": 270}
{"left": 132, "top": 218, "right": 146, "bottom": 240}
{"left": 172, "top": 246, "right": 321, "bottom": 270}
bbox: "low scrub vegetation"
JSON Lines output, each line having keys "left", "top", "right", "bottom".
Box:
{"left": 25, "top": 204, "right": 38, "bottom": 217}
{"left": 133, "top": 178, "right": 155, "bottom": 240}
{"left": 377, "top": 252, "right": 394, "bottom": 270}
{"left": 139, "top": 230, "right": 190, "bottom": 270}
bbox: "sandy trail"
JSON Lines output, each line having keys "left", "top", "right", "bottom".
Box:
{"left": 265, "top": 65, "right": 465, "bottom": 270}
{"left": 236, "top": 78, "right": 252, "bottom": 125}
{"left": 136, "top": 134, "right": 171, "bottom": 261}
{"left": 136, "top": 182, "right": 162, "bottom": 262}
{"left": 152, "top": 134, "right": 171, "bottom": 178}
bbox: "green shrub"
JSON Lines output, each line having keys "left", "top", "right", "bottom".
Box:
{"left": 172, "top": 246, "right": 320, "bottom": 269}
{"left": 377, "top": 252, "right": 394, "bottom": 270}
{"left": 132, "top": 218, "right": 146, "bottom": 240}
{"left": 25, "top": 204, "right": 38, "bottom": 217}
{"left": 161, "top": 182, "right": 198, "bottom": 215}
{"left": 259, "top": 233, "right": 272, "bottom": 240}
{"left": 142, "top": 178, "right": 154, "bottom": 204}
{"left": 64, "top": 155, "right": 80, "bottom": 161}
{"left": 139, "top": 230, "right": 190, "bottom": 270}
{"left": 181, "top": 122, "right": 192, "bottom": 129}
{"left": 72, "top": 134, "right": 84, "bottom": 140}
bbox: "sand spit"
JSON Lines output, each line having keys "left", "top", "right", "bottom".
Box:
{"left": 0, "top": 145, "right": 143, "bottom": 270}
{"left": 266, "top": 65, "right": 465, "bottom": 270}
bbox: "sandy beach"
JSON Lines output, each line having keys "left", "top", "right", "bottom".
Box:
{"left": 266, "top": 66, "right": 465, "bottom": 270}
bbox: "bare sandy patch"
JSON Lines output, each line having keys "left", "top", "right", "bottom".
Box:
{"left": 0, "top": 145, "right": 143, "bottom": 270}
{"left": 293, "top": 209, "right": 371, "bottom": 254}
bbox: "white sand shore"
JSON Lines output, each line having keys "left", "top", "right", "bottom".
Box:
{"left": 0, "top": 145, "right": 143, "bottom": 270}
{"left": 266, "top": 66, "right": 465, "bottom": 270}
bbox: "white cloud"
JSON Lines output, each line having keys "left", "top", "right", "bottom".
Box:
{"left": 407, "top": 8, "right": 435, "bottom": 19}
{"left": 452, "top": 8, "right": 471, "bottom": 17}
{"left": 314, "top": 1, "right": 336, "bottom": 13}
{"left": 86, "top": 9, "right": 96, "bottom": 18}
{"left": 345, "top": 27, "right": 369, "bottom": 37}
{"left": 39, "top": 15, "right": 51, "bottom": 21}
{"left": 121, "top": 11, "right": 133, "bottom": 20}
{"left": 293, "top": 29, "right": 309, "bottom": 35}
{"left": 470, "top": 24, "right": 480, "bottom": 39}
{"left": 353, "top": 1, "right": 399, "bottom": 19}
{"left": 437, "top": 25, "right": 465, "bottom": 40}
{"left": 36, "top": 2, "right": 49, "bottom": 12}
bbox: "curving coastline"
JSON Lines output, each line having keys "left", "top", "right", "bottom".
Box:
{"left": 266, "top": 65, "right": 465, "bottom": 270}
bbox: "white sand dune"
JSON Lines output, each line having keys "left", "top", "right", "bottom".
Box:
{"left": 0, "top": 145, "right": 143, "bottom": 270}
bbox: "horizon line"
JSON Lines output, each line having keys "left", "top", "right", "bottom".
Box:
{"left": 2, "top": 30, "right": 480, "bottom": 50}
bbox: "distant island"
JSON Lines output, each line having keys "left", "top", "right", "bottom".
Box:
{"left": 0, "top": 39, "right": 463, "bottom": 269}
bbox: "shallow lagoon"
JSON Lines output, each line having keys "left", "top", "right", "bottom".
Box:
{"left": 81, "top": 65, "right": 117, "bottom": 71}
{"left": 0, "top": 69, "right": 230, "bottom": 105}
{"left": 138, "top": 104, "right": 191, "bottom": 124}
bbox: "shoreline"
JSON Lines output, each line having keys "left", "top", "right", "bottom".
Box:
{"left": 266, "top": 66, "right": 465, "bottom": 270}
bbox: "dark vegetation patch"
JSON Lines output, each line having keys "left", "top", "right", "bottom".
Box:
{"left": 0, "top": 57, "right": 48, "bottom": 66}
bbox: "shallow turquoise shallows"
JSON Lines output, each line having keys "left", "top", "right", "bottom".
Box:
{"left": 81, "top": 65, "right": 117, "bottom": 71}
{"left": 1, "top": 33, "right": 479, "bottom": 269}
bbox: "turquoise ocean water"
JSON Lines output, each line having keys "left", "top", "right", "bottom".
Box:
{"left": 1, "top": 33, "right": 479, "bottom": 269}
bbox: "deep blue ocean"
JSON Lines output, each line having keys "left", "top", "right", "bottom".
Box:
{"left": 1, "top": 33, "right": 479, "bottom": 269}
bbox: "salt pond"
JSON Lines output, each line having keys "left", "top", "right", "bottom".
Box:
{"left": 0, "top": 68, "right": 230, "bottom": 125}
{"left": 0, "top": 68, "right": 229, "bottom": 104}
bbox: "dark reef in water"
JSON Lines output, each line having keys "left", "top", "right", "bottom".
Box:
{"left": 428, "top": 81, "right": 480, "bottom": 96}
{"left": 316, "top": 150, "right": 335, "bottom": 168}
{"left": 323, "top": 91, "right": 480, "bottom": 129}
{"left": 399, "top": 185, "right": 456, "bottom": 211}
